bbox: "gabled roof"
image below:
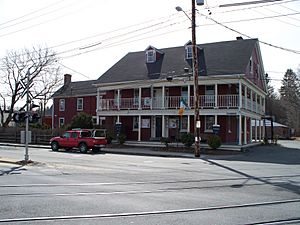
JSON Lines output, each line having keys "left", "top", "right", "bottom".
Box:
{"left": 96, "top": 38, "right": 259, "bottom": 85}
{"left": 52, "top": 80, "right": 97, "bottom": 98}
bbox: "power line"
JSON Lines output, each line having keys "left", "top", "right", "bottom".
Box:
{"left": 0, "top": 0, "right": 67, "bottom": 27}
{"left": 56, "top": 62, "right": 91, "bottom": 79}
{"left": 200, "top": 12, "right": 300, "bottom": 54}
{"left": 0, "top": 0, "right": 92, "bottom": 38}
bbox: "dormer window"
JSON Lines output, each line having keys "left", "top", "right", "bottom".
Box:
{"left": 185, "top": 45, "right": 193, "bottom": 59}
{"left": 146, "top": 50, "right": 156, "bottom": 63}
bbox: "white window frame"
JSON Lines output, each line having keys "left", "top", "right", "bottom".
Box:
{"left": 77, "top": 98, "right": 83, "bottom": 111}
{"left": 59, "top": 117, "right": 65, "bottom": 128}
{"left": 146, "top": 50, "right": 156, "bottom": 63}
{"left": 180, "top": 116, "right": 188, "bottom": 132}
{"left": 185, "top": 45, "right": 193, "bottom": 59}
{"left": 133, "top": 116, "right": 139, "bottom": 131}
{"left": 59, "top": 99, "right": 65, "bottom": 111}
{"left": 205, "top": 116, "right": 214, "bottom": 132}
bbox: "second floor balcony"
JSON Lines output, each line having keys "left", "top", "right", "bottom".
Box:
{"left": 98, "top": 94, "right": 264, "bottom": 114}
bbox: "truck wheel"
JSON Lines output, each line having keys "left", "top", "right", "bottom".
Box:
{"left": 51, "top": 142, "right": 59, "bottom": 151}
{"left": 92, "top": 147, "right": 100, "bottom": 153}
{"left": 79, "top": 143, "right": 88, "bottom": 153}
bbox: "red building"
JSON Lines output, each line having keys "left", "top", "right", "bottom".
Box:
{"left": 94, "top": 38, "right": 267, "bottom": 146}
{"left": 52, "top": 38, "right": 267, "bottom": 147}
{"left": 52, "top": 74, "right": 97, "bottom": 128}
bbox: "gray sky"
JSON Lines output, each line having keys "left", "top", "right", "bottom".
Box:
{"left": 0, "top": 0, "right": 300, "bottom": 92}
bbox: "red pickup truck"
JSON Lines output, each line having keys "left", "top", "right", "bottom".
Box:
{"left": 50, "top": 129, "right": 107, "bottom": 153}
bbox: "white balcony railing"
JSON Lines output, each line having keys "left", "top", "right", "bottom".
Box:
{"left": 98, "top": 94, "right": 263, "bottom": 114}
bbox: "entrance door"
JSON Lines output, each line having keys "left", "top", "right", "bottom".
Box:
{"left": 155, "top": 116, "right": 162, "bottom": 138}
{"left": 153, "top": 88, "right": 162, "bottom": 109}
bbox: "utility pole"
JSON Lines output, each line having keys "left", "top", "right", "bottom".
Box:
{"left": 192, "top": 0, "right": 201, "bottom": 158}
{"left": 24, "top": 71, "right": 30, "bottom": 163}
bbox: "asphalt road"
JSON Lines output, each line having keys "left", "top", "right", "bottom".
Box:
{"left": 0, "top": 142, "right": 300, "bottom": 225}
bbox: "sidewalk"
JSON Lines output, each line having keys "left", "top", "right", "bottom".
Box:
{"left": 0, "top": 142, "right": 196, "bottom": 164}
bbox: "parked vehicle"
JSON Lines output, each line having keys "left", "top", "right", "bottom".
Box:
{"left": 50, "top": 129, "right": 107, "bottom": 153}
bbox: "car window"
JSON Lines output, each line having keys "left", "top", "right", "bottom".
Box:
{"left": 71, "top": 132, "right": 78, "bottom": 138}
{"left": 63, "top": 132, "right": 71, "bottom": 138}
{"left": 81, "top": 131, "right": 91, "bottom": 138}
{"left": 94, "top": 130, "right": 106, "bottom": 137}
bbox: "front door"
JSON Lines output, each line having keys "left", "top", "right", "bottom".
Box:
{"left": 153, "top": 88, "right": 162, "bottom": 109}
{"left": 155, "top": 116, "right": 162, "bottom": 138}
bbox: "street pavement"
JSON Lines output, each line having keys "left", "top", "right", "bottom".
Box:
{"left": 0, "top": 140, "right": 299, "bottom": 224}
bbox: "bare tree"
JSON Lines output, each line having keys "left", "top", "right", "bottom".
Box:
{"left": 0, "top": 47, "right": 62, "bottom": 127}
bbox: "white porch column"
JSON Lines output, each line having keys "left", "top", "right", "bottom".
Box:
{"left": 215, "top": 83, "right": 218, "bottom": 108}
{"left": 244, "top": 86, "right": 247, "bottom": 110}
{"left": 187, "top": 85, "right": 191, "bottom": 108}
{"left": 117, "top": 89, "right": 120, "bottom": 110}
{"left": 117, "top": 116, "right": 120, "bottom": 123}
{"left": 162, "top": 86, "right": 165, "bottom": 109}
{"left": 239, "top": 81, "right": 242, "bottom": 110}
{"left": 187, "top": 115, "right": 190, "bottom": 133}
{"left": 214, "top": 115, "right": 218, "bottom": 125}
{"left": 162, "top": 115, "right": 165, "bottom": 137}
{"left": 259, "top": 119, "right": 262, "bottom": 141}
{"left": 96, "top": 89, "right": 100, "bottom": 125}
{"left": 259, "top": 95, "right": 262, "bottom": 114}
{"left": 255, "top": 119, "right": 258, "bottom": 142}
{"left": 255, "top": 93, "right": 258, "bottom": 113}
{"left": 250, "top": 118, "right": 253, "bottom": 143}
{"left": 238, "top": 114, "right": 242, "bottom": 145}
{"left": 244, "top": 116, "right": 247, "bottom": 144}
{"left": 138, "top": 115, "right": 141, "bottom": 141}
{"left": 250, "top": 89, "right": 253, "bottom": 111}
{"left": 262, "top": 97, "right": 265, "bottom": 114}
{"left": 138, "top": 87, "right": 142, "bottom": 110}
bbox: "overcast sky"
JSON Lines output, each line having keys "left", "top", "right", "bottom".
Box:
{"left": 0, "top": 0, "right": 300, "bottom": 92}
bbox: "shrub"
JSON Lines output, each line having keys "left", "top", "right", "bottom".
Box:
{"left": 181, "top": 133, "right": 194, "bottom": 148}
{"left": 118, "top": 133, "right": 126, "bottom": 145}
{"left": 106, "top": 132, "right": 114, "bottom": 144}
{"left": 161, "top": 137, "right": 170, "bottom": 148}
{"left": 70, "top": 112, "right": 93, "bottom": 129}
{"left": 208, "top": 135, "right": 221, "bottom": 150}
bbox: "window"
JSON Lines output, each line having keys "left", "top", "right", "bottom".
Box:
{"left": 59, "top": 99, "right": 65, "bottom": 111}
{"left": 59, "top": 118, "right": 65, "bottom": 128}
{"left": 249, "top": 57, "right": 253, "bottom": 74}
{"left": 71, "top": 132, "right": 78, "bottom": 138}
{"left": 77, "top": 98, "right": 83, "bottom": 111}
{"left": 62, "top": 131, "right": 70, "bottom": 138}
{"left": 134, "top": 89, "right": 139, "bottom": 106}
{"left": 133, "top": 116, "right": 139, "bottom": 130}
{"left": 205, "top": 116, "right": 214, "bottom": 132}
{"left": 146, "top": 50, "right": 156, "bottom": 63}
{"left": 205, "top": 85, "right": 215, "bottom": 107}
{"left": 181, "top": 86, "right": 188, "bottom": 104}
{"left": 180, "top": 116, "right": 188, "bottom": 131}
{"left": 81, "top": 131, "right": 91, "bottom": 138}
{"left": 185, "top": 45, "right": 193, "bottom": 59}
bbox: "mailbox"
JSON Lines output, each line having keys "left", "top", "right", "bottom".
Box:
{"left": 212, "top": 124, "right": 220, "bottom": 135}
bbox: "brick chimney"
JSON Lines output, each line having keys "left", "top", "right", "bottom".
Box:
{"left": 64, "top": 74, "right": 72, "bottom": 86}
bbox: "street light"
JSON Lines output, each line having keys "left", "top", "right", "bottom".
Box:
{"left": 176, "top": 0, "right": 202, "bottom": 157}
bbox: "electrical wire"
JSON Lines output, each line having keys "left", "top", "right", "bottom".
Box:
{"left": 199, "top": 12, "right": 300, "bottom": 54}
